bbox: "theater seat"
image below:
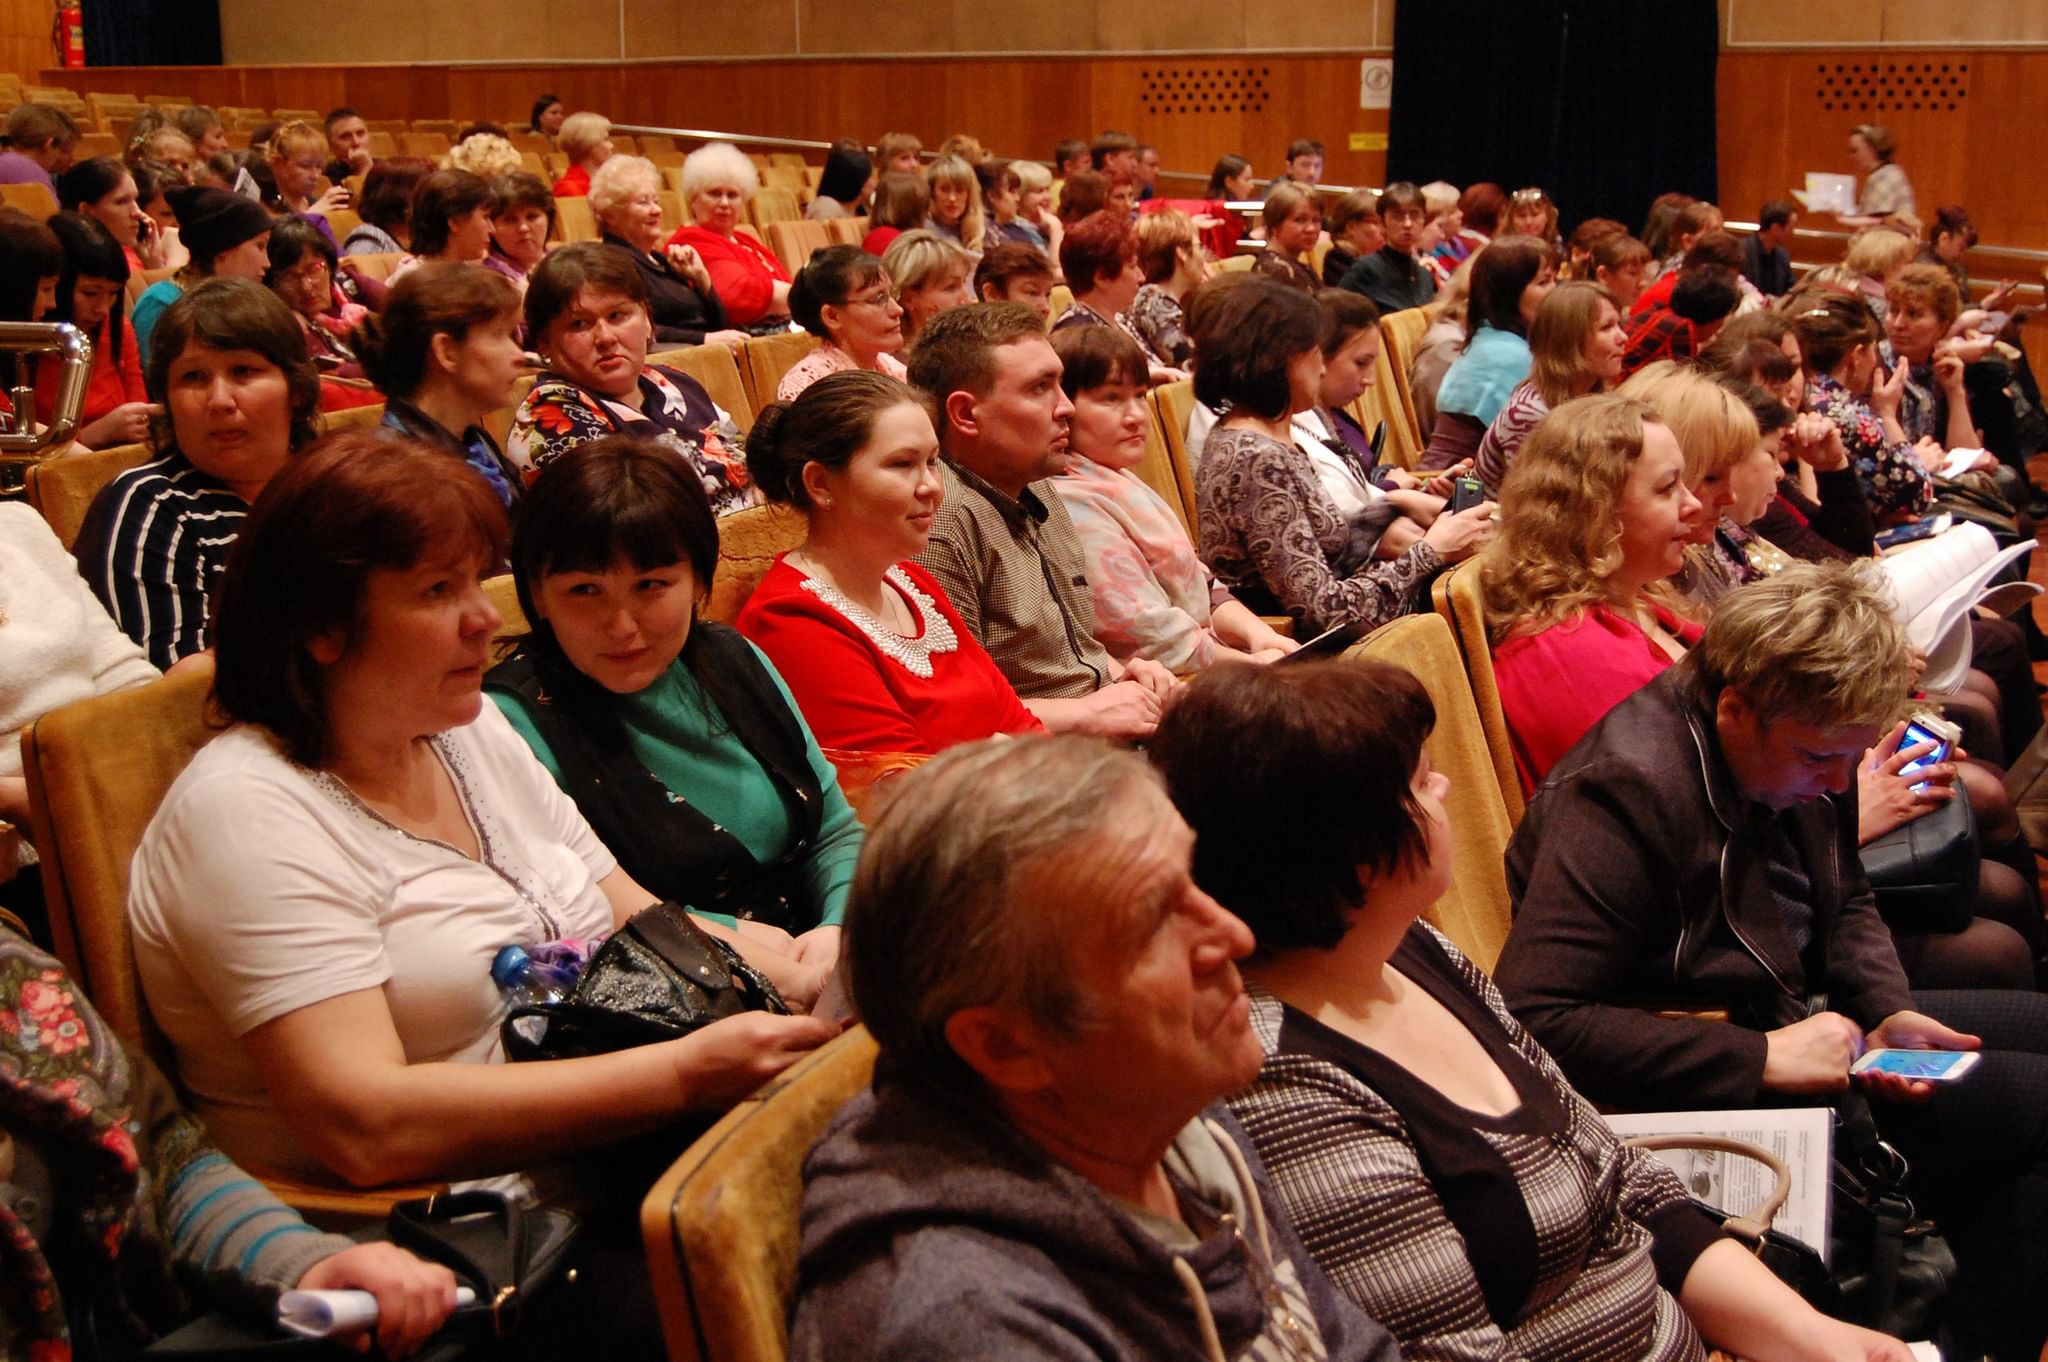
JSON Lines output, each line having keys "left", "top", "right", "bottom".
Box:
{"left": 1146, "top": 379, "right": 1202, "bottom": 536}
{"left": 1137, "top": 384, "right": 1199, "bottom": 539}
{"left": 23, "top": 663, "right": 446, "bottom": 1220}
{"left": 702, "top": 503, "right": 808, "bottom": 623}
{"left": 648, "top": 344, "right": 754, "bottom": 431}
{"left": 642, "top": 1026, "right": 880, "bottom": 1362}
{"left": 1427, "top": 558, "right": 1526, "bottom": 826}
{"left": 738, "top": 330, "right": 820, "bottom": 410}
{"left": 26, "top": 439, "right": 153, "bottom": 550}
{"left": 1347, "top": 612, "right": 1516, "bottom": 971}
{"left": 1375, "top": 306, "right": 1431, "bottom": 469}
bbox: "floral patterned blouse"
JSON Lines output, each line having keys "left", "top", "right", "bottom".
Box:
{"left": 1195, "top": 425, "right": 1441, "bottom": 634}
{"left": 1126, "top": 284, "right": 1192, "bottom": 368}
{"left": 506, "top": 363, "right": 760, "bottom": 518}
{"left": 1807, "top": 371, "right": 1931, "bottom": 521}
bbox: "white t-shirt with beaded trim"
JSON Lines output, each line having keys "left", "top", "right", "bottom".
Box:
{"left": 128, "top": 701, "right": 617, "bottom": 1180}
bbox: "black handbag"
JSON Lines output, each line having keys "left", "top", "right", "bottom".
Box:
{"left": 1861, "top": 782, "right": 1978, "bottom": 935}
{"left": 500, "top": 901, "right": 788, "bottom": 1062}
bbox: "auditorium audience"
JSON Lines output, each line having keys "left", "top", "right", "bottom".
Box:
{"left": 551, "top": 111, "right": 613, "bottom": 197}
{"left": 1408, "top": 255, "right": 1475, "bottom": 434}
{"left": 320, "top": 107, "right": 372, "bottom": 181}
{"left": 1253, "top": 180, "right": 1324, "bottom": 293}
{"left": 339, "top": 155, "right": 428, "bottom": 257}
{"left": 1474, "top": 280, "right": 1627, "bottom": 494}
{"left": 790, "top": 735, "right": 1400, "bottom": 1362}
{"left": 390, "top": 169, "right": 497, "bottom": 278}
{"left": 57, "top": 156, "right": 169, "bottom": 271}
{"left": 1497, "top": 563, "right": 2048, "bottom": 1362}
{"left": 1587, "top": 229, "right": 1653, "bottom": 311}
{"left": 738, "top": 370, "right": 1041, "bottom": 758}
{"left": 1419, "top": 235, "right": 1555, "bottom": 468}
{"left": 172, "top": 105, "right": 230, "bottom": 160}
{"left": 1055, "top": 168, "right": 1108, "bottom": 226}
{"left": 75, "top": 278, "right": 320, "bottom": 669}
{"left": 360, "top": 262, "right": 529, "bottom": 507}
{"left": 131, "top": 185, "right": 274, "bottom": 365}
{"left": 485, "top": 169, "right": 554, "bottom": 288}
{"left": 922, "top": 153, "right": 985, "bottom": 251}
{"left": 263, "top": 215, "right": 367, "bottom": 378}
{"left": 1316, "top": 188, "right": 1382, "bottom": 289}
{"left": 973, "top": 240, "right": 1057, "bottom": 318}
{"left": 1845, "top": 122, "right": 1916, "bottom": 225}
{"left": 1884, "top": 262, "right": 2004, "bottom": 469}
{"left": 1051, "top": 210, "right": 1143, "bottom": 335}
{"left": 776, "top": 245, "right": 909, "bottom": 401}
{"left": 909, "top": 303, "right": 1177, "bottom": 738}
{"left": 1125, "top": 208, "right": 1206, "bottom": 369}
{"left": 1151, "top": 657, "right": 1918, "bottom": 1362}
{"left": 0, "top": 103, "right": 78, "bottom": 189}
{"left": 529, "top": 93, "right": 566, "bottom": 144}
{"left": 488, "top": 437, "right": 860, "bottom": 961}
{"left": 1745, "top": 199, "right": 1799, "bottom": 296}
{"left": 806, "top": 139, "right": 874, "bottom": 220}
{"left": 860, "top": 170, "right": 929, "bottom": 258}
{"left": 508, "top": 244, "right": 754, "bottom": 511}
{"left": 1049, "top": 325, "right": 1295, "bottom": 671}
{"left": 265, "top": 120, "right": 348, "bottom": 224}
{"left": 880, "top": 229, "right": 975, "bottom": 345}
{"left": 33, "top": 211, "right": 154, "bottom": 449}
{"left": 1794, "top": 293, "right": 1934, "bottom": 522}
{"left": 591, "top": 154, "right": 737, "bottom": 347}
{"left": 125, "top": 431, "right": 831, "bottom": 1199}
{"left": 446, "top": 130, "right": 522, "bottom": 181}
{"left": 1196, "top": 277, "right": 1493, "bottom": 634}
{"left": 1337, "top": 181, "right": 1437, "bottom": 313}
{"left": 1204, "top": 153, "right": 1255, "bottom": 201}
{"left": 669, "top": 141, "right": 792, "bottom": 329}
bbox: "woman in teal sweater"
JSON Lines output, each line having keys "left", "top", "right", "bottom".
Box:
{"left": 486, "top": 434, "right": 862, "bottom": 970}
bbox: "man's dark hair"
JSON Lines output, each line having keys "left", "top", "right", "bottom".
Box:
{"left": 1758, "top": 199, "right": 1798, "bottom": 232}
{"left": 323, "top": 107, "right": 362, "bottom": 133}
{"left": 1671, "top": 266, "right": 1740, "bottom": 324}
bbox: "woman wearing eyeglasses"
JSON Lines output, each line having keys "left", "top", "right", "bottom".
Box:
{"left": 777, "top": 246, "right": 911, "bottom": 402}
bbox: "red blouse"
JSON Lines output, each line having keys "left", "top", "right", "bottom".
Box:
{"left": 860, "top": 225, "right": 903, "bottom": 260}
{"left": 1492, "top": 602, "right": 1703, "bottom": 795}
{"left": 667, "top": 223, "right": 791, "bottom": 326}
{"left": 34, "top": 315, "right": 147, "bottom": 432}
{"left": 738, "top": 558, "right": 1043, "bottom": 755}
{"left": 551, "top": 164, "right": 591, "bottom": 198}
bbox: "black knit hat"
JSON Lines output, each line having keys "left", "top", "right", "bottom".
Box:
{"left": 166, "top": 186, "right": 274, "bottom": 269}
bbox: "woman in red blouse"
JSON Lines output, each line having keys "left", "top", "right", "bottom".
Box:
{"left": 35, "top": 212, "right": 155, "bottom": 449}
{"left": 737, "top": 369, "right": 1042, "bottom": 756}
{"left": 667, "top": 142, "right": 792, "bottom": 329}
{"left": 1479, "top": 393, "right": 1709, "bottom": 794}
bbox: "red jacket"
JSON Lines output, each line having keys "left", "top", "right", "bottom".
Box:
{"left": 34, "top": 315, "right": 147, "bottom": 434}
{"left": 667, "top": 224, "right": 790, "bottom": 326}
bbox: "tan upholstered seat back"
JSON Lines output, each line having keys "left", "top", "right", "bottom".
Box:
{"left": 26, "top": 440, "right": 153, "bottom": 550}
{"left": 704, "top": 504, "right": 809, "bottom": 623}
{"left": 1429, "top": 557, "right": 1527, "bottom": 826}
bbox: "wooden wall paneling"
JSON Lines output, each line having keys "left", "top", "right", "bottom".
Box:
{"left": 0, "top": 0, "right": 48, "bottom": 82}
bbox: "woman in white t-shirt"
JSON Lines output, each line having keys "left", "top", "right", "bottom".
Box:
{"left": 127, "top": 428, "right": 835, "bottom": 1194}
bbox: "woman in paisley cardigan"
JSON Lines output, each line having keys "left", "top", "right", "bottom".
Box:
{"left": 1191, "top": 278, "right": 1496, "bottom": 634}
{"left": 1791, "top": 293, "right": 1932, "bottom": 524}
{"left": 1149, "top": 658, "right": 1914, "bottom": 1362}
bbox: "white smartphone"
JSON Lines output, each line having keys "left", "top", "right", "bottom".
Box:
{"left": 1849, "top": 1048, "right": 1980, "bottom": 1083}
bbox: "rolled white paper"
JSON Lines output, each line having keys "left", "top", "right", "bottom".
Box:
{"left": 278, "top": 1284, "right": 477, "bottom": 1338}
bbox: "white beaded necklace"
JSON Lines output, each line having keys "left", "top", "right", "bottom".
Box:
{"left": 798, "top": 563, "right": 958, "bottom": 678}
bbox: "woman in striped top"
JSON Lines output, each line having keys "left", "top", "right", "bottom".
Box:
{"left": 1151, "top": 658, "right": 1914, "bottom": 1362}
{"left": 1473, "top": 281, "right": 1628, "bottom": 496}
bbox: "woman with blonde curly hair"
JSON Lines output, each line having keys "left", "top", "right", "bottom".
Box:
{"left": 667, "top": 140, "right": 792, "bottom": 327}
{"left": 1473, "top": 280, "right": 1628, "bottom": 494}
{"left": 1481, "top": 394, "right": 1705, "bottom": 793}
{"left": 880, "top": 228, "right": 975, "bottom": 345}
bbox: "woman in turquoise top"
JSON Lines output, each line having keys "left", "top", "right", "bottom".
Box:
{"left": 132, "top": 185, "right": 275, "bottom": 367}
{"left": 1421, "top": 235, "right": 1557, "bottom": 469}
{"left": 486, "top": 434, "right": 862, "bottom": 970}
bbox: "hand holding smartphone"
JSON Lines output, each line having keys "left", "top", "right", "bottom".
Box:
{"left": 1850, "top": 1048, "right": 1979, "bottom": 1083}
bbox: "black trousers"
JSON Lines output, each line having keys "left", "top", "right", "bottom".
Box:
{"left": 1874, "top": 988, "right": 2048, "bottom": 1360}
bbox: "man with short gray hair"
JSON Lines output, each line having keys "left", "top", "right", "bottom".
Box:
{"left": 790, "top": 735, "right": 1402, "bottom": 1362}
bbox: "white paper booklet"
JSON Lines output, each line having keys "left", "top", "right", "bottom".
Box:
{"left": 1602, "top": 1107, "right": 1833, "bottom": 1259}
{"left": 1878, "top": 522, "right": 2039, "bottom": 694}
{"left": 278, "top": 1285, "right": 476, "bottom": 1339}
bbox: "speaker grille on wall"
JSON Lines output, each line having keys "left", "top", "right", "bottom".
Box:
{"left": 1816, "top": 61, "right": 1969, "bottom": 113}
{"left": 1139, "top": 67, "right": 1269, "bottom": 115}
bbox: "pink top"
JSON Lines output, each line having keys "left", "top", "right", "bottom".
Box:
{"left": 1492, "top": 602, "right": 1703, "bottom": 795}
{"left": 668, "top": 224, "right": 792, "bottom": 326}
{"left": 1051, "top": 453, "right": 1230, "bottom": 673}
{"left": 775, "top": 343, "right": 909, "bottom": 402}
{"left": 737, "top": 558, "right": 1042, "bottom": 756}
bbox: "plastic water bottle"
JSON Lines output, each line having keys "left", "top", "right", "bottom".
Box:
{"left": 491, "top": 945, "right": 568, "bottom": 1008}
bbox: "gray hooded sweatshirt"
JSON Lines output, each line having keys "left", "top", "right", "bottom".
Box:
{"left": 789, "top": 1072, "right": 1405, "bottom": 1362}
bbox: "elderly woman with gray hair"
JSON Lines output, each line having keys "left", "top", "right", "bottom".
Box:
{"left": 592, "top": 154, "right": 744, "bottom": 347}
{"left": 666, "top": 141, "right": 792, "bottom": 328}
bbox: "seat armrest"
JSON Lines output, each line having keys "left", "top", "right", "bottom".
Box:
{"left": 252, "top": 1166, "right": 452, "bottom": 1230}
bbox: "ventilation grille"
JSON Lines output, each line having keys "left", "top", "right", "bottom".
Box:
{"left": 1816, "top": 60, "right": 1969, "bottom": 113}
{"left": 1140, "top": 66, "right": 1270, "bottom": 115}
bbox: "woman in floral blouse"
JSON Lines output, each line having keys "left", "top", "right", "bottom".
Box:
{"left": 1048, "top": 325, "right": 1295, "bottom": 672}
{"left": 507, "top": 243, "right": 756, "bottom": 516}
{"left": 1192, "top": 277, "right": 1496, "bottom": 635}
{"left": 1791, "top": 292, "right": 1931, "bottom": 523}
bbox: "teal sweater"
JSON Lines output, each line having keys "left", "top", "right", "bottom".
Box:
{"left": 492, "top": 646, "right": 862, "bottom": 928}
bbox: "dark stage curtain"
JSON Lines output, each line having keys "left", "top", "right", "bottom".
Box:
{"left": 85, "top": 0, "right": 223, "bottom": 67}
{"left": 1387, "top": 0, "right": 1718, "bottom": 237}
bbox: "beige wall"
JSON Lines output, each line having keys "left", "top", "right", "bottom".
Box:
{"left": 217, "top": 0, "right": 1396, "bottom": 64}
{"left": 1722, "top": 0, "right": 2048, "bottom": 47}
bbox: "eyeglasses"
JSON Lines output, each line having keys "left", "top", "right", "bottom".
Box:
{"left": 845, "top": 288, "right": 899, "bottom": 310}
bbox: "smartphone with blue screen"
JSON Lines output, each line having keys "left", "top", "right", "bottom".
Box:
{"left": 1850, "top": 1049, "right": 1979, "bottom": 1083}
{"left": 1898, "top": 711, "right": 1959, "bottom": 792}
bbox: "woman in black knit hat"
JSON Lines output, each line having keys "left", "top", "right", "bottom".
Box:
{"left": 132, "top": 184, "right": 274, "bottom": 366}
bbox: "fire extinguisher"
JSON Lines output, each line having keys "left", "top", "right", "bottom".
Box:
{"left": 53, "top": 2, "right": 84, "bottom": 67}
